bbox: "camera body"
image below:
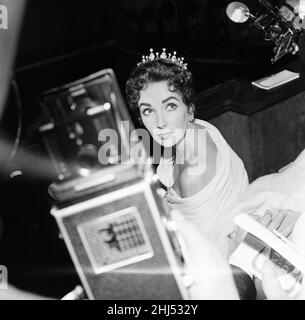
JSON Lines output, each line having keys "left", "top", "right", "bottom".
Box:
{"left": 51, "top": 169, "right": 190, "bottom": 300}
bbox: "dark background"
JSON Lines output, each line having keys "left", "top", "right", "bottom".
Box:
{"left": 0, "top": 0, "right": 304, "bottom": 298}
{"left": 14, "top": 0, "right": 297, "bottom": 93}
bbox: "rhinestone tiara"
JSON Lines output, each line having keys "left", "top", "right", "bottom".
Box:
{"left": 137, "top": 48, "right": 188, "bottom": 70}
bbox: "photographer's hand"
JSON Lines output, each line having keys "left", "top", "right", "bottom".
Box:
{"left": 262, "top": 261, "right": 305, "bottom": 300}
{"left": 262, "top": 212, "right": 305, "bottom": 300}
{"left": 172, "top": 211, "right": 239, "bottom": 300}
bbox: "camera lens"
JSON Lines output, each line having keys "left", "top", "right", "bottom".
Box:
{"left": 76, "top": 144, "right": 98, "bottom": 170}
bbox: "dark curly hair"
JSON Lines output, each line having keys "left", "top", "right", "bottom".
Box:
{"left": 125, "top": 58, "right": 195, "bottom": 125}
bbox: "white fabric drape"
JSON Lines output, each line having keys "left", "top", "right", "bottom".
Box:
{"left": 157, "top": 119, "right": 249, "bottom": 255}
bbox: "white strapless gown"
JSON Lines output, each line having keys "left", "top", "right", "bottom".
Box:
{"left": 157, "top": 119, "right": 249, "bottom": 256}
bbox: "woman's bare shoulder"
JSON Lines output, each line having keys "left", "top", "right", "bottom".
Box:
{"left": 191, "top": 122, "right": 217, "bottom": 162}
{"left": 179, "top": 124, "right": 218, "bottom": 198}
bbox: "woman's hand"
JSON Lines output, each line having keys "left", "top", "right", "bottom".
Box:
{"left": 250, "top": 209, "right": 300, "bottom": 238}
{"left": 227, "top": 208, "right": 300, "bottom": 256}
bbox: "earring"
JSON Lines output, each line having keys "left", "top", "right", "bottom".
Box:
{"left": 188, "top": 105, "right": 195, "bottom": 122}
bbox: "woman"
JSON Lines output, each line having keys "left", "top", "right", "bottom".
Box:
{"left": 125, "top": 48, "right": 249, "bottom": 256}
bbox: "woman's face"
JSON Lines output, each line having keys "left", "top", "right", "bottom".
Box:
{"left": 138, "top": 81, "right": 191, "bottom": 148}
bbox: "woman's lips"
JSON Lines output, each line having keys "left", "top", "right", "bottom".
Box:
{"left": 155, "top": 129, "right": 172, "bottom": 136}
{"left": 157, "top": 132, "right": 172, "bottom": 139}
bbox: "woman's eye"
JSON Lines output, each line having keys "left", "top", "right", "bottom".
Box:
{"left": 166, "top": 103, "right": 177, "bottom": 111}
{"left": 142, "top": 108, "right": 154, "bottom": 116}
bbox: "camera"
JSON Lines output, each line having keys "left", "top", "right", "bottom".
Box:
{"left": 38, "top": 69, "right": 191, "bottom": 299}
